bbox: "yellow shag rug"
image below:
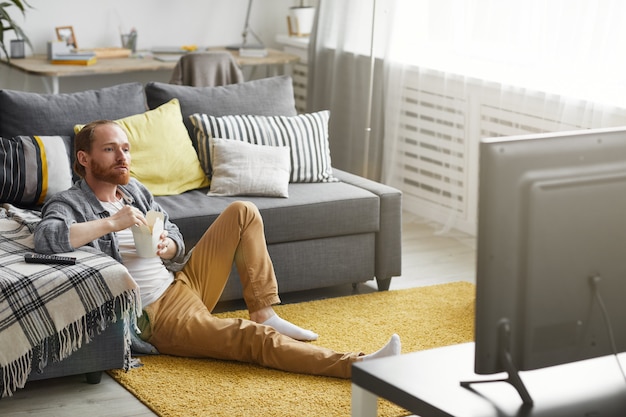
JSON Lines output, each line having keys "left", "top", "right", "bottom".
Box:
{"left": 109, "top": 281, "right": 475, "bottom": 417}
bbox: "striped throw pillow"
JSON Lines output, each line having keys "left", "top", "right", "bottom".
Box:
{"left": 0, "top": 136, "right": 73, "bottom": 206}
{"left": 190, "top": 111, "right": 336, "bottom": 183}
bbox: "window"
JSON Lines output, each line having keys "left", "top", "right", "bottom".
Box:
{"left": 388, "top": 0, "right": 626, "bottom": 107}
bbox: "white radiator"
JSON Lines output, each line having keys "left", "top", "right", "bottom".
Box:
{"left": 393, "top": 67, "right": 626, "bottom": 235}
{"left": 292, "top": 62, "right": 308, "bottom": 114}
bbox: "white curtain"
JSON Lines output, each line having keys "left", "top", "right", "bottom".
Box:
{"left": 307, "top": 0, "right": 390, "bottom": 180}
{"left": 309, "top": 0, "right": 626, "bottom": 233}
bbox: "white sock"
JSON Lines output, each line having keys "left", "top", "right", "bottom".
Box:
{"left": 262, "top": 315, "right": 319, "bottom": 341}
{"left": 361, "top": 334, "right": 401, "bottom": 361}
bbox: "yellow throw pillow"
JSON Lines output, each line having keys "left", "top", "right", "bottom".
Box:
{"left": 75, "top": 98, "right": 209, "bottom": 195}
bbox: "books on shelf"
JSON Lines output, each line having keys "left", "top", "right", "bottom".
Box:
{"left": 51, "top": 57, "right": 97, "bottom": 66}
{"left": 50, "top": 52, "right": 97, "bottom": 66}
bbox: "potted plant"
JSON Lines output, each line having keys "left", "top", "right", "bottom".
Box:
{"left": 288, "top": 1, "right": 315, "bottom": 37}
{"left": 0, "top": 0, "right": 32, "bottom": 60}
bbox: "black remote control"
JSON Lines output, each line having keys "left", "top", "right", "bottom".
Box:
{"left": 24, "top": 253, "right": 76, "bottom": 265}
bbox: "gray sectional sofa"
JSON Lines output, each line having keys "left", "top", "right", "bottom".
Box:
{"left": 0, "top": 76, "right": 402, "bottom": 384}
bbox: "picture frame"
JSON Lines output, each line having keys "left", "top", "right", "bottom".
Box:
{"left": 55, "top": 26, "right": 77, "bottom": 49}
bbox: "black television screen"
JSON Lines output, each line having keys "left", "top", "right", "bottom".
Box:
{"left": 472, "top": 126, "right": 626, "bottom": 403}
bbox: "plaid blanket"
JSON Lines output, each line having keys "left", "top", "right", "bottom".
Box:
{"left": 0, "top": 204, "right": 141, "bottom": 398}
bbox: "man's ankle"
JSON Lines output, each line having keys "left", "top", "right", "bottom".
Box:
{"left": 250, "top": 306, "right": 275, "bottom": 323}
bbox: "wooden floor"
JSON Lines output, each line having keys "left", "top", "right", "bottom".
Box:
{"left": 0, "top": 212, "right": 476, "bottom": 416}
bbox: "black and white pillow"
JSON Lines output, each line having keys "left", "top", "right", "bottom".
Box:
{"left": 190, "top": 111, "right": 337, "bottom": 183}
{"left": 0, "top": 135, "right": 73, "bottom": 206}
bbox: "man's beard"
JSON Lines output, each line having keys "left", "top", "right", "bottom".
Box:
{"left": 91, "top": 160, "right": 131, "bottom": 185}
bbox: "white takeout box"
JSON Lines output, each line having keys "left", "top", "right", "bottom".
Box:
{"left": 130, "top": 210, "right": 164, "bottom": 258}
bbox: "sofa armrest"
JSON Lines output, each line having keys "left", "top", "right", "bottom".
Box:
{"left": 333, "top": 168, "right": 402, "bottom": 286}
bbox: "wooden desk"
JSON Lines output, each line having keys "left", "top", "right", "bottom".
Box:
{"left": 351, "top": 342, "right": 626, "bottom": 417}
{"left": 1, "top": 48, "right": 299, "bottom": 94}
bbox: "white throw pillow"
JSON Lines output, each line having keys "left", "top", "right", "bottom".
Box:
{"left": 190, "top": 111, "right": 336, "bottom": 183}
{"left": 208, "top": 137, "right": 290, "bottom": 197}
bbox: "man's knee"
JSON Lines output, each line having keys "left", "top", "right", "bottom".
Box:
{"left": 226, "top": 201, "right": 260, "bottom": 217}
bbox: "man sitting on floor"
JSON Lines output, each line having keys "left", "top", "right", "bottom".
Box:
{"left": 34, "top": 120, "right": 400, "bottom": 378}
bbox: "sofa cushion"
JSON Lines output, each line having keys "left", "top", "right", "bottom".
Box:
{"left": 155, "top": 181, "right": 379, "bottom": 249}
{"left": 0, "top": 135, "right": 73, "bottom": 206}
{"left": 75, "top": 99, "right": 209, "bottom": 196}
{"left": 144, "top": 76, "right": 298, "bottom": 144}
{"left": 0, "top": 83, "right": 147, "bottom": 139}
{"left": 191, "top": 111, "right": 336, "bottom": 183}
{"left": 208, "top": 138, "right": 290, "bottom": 198}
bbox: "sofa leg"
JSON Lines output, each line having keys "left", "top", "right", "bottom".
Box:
{"left": 376, "top": 277, "right": 392, "bottom": 291}
{"left": 85, "top": 371, "right": 103, "bottom": 384}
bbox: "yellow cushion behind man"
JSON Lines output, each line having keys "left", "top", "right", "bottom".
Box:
{"left": 75, "top": 98, "right": 209, "bottom": 195}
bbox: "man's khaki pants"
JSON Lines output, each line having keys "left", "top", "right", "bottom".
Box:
{"left": 141, "top": 201, "right": 359, "bottom": 378}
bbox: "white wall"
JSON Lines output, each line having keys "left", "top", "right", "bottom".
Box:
{"left": 1, "top": 0, "right": 300, "bottom": 92}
